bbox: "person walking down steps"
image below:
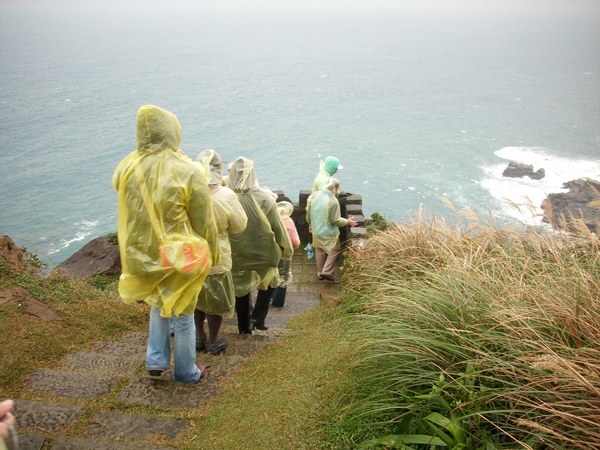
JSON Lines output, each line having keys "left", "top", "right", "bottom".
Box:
{"left": 271, "top": 197, "right": 300, "bottom": 308}
{"left": 193, "top": 149, "right": 248, "bottom": 355}
{"left": 227, "top": 156, "right": 293, "bottom": 334}
{"left": 112, "top": 105, "right": 220, "bottom": 383}
{"left": 306, "top": 177, "right": 357, "bottom": 282}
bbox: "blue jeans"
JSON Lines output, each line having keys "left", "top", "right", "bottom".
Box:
{"left": 146, "top": 308, "right": 201, "bottom": 383}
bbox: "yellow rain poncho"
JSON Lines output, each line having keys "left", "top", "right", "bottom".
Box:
{"left": 227, "top": 156, "right": 294, "bottom": 296}
{"left": 194, "top": 150, "right": 248, "bottom": 317}
{"left": 112, "top": 105, "right": 220, "bottom": 317}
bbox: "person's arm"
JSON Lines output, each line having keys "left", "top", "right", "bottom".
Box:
{"left": 305, "top": 194, "right": 312, "bottom": 223}
{"left": 328, "top": 197, "right": 349, "bottom": 228}
{"left": 226, "top": 190, "right": 248, "bottom": 236}
{"left": 286, "top": 218, "right": 301, "bottom": 249}
{"left": 265, "top": 198, "right": 294, "bottom": 259}
{"left": 188, "top": 167, "right": 221, "bottom": 267}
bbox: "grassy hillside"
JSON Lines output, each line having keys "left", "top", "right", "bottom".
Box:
{"left": 324, "top": 207, "right": 600, "bottom": 449}
{"left": 1, "top": 205, "right": 599, "bottom": 449}
{"left": 0, "top": 261, "right": 148, "bottom": 396}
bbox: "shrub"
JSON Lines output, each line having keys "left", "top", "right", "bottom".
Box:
{"left": 327, "top": 206, "right": 600, "bottom": 449}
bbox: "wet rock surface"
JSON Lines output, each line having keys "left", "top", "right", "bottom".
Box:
{"left": 12, "top": 250, "right": 340, "bottom": 449}
{"left": 542, "top": 178, "right": 600, "bottom": 233}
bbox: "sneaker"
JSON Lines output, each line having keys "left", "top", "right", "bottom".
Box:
{"left": 197, "top": 364, "right": 206, "bottom": 381}
{"left": 148, "top": 369, "right": 164, "bottom": 377}
{"left": 206, "top": 338, "right": 228, "bottom": 355}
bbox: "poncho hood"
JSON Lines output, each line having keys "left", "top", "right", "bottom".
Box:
{"left": 136, "top": 105, "right": 182, "bottom": 153}
{"left": 196, "top": 149, "right": 223, "bottom": 186}
{"left": 228, "top": 156, "right": 259, "bottom": 193}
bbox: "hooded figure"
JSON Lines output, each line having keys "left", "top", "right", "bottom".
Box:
{"left": 112, "top": 105, "right": 220, "bottom": 383}
{"left": 112, "top": 106, "right": 220, "bottom": 317}
{"left": 227, "top": 156, "right": 294, "bottom": 333}
{"left": 306, "top": 177, "right": 356, "bottom": 282}
{"left": 311, "top": 156, "right": 342, "bottom": 194}
{"left": 193, "top": 149, "right": 248, "bottom": 355}
{"left": 270, "top": 199, "right": 301, "bottom": 308}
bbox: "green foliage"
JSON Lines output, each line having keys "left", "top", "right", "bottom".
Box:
{"left": 90, "top": 274, "right": 120, "bottom": 291}
{"left": 326, "top": 207, "right": 600, "bottom": 448}
{"left": 107, "top": 232, "right": 119, "bottom": 246}
{"left": 365, "top": 212, "right": 389, "bottom": 235}
{"left": 20, "top": 246, "right": 47, "bottom": 270}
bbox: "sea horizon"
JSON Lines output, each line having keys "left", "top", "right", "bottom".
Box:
{"left": 1, "top": 0, "right": 599, "bottom": 267}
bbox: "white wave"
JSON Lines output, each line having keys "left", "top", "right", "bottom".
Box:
{"left": 58, "top": 220, "right": 99, "bottom": 249}
{"left": 60, "top": 231, "right": 91, "bottom": 249}
{"left": 481, "top": 146, "right": 600, "bottom": 225}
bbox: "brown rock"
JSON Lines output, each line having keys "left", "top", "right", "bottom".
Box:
{"left": 54, "top": 234, "right": 120, "bottom": 278}
{"left": 542, "top": 178, "right": 600, "bottom": 233}
{"left": 0, "top": 235, "right": 27, "bottom": 271}
{"left": 0, "top": 287, "right": 61, "bottom": 320}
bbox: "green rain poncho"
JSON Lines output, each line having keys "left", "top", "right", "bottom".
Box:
{"left": 227, "top": 157, "right": 294, "bottom": 296}
{"left": 194, "top": 150, "right": 248, "bottom": 317}
{"left": 306, "top": 187, "right": 349, "bottom": 254}
{"left": 112, "top": 105, "right": 220, "bottom": 317}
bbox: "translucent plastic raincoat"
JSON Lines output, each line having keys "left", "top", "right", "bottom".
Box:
{"left": 306, "top": 188, "right": 349, "bottom": 254}
{"left": 194, "top": 150, "right": 248, "bottom": 317}
{"left": 311, "top": 157, "right": 340, "bottom": 193}
{"left": 276, "top": 201, "right": 300, "bottom": 288}
{"left": 112, "top": 105, "right": 220, "bottom": 318}
{"left": 227, "top": 157, "right": 294, "bottom": 296}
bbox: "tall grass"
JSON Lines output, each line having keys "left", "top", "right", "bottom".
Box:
{"left": 326, "top": 206, "right": 600, "bottom": 449}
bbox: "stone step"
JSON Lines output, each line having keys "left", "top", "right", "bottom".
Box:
{"left": 86, "top": 411, "right": 188, "bottom": 442}
{"left": 49, "top": 437, "right": 175, "bottom": 449}
{"left": 60, "top": 352, "right": 143, "bottom": 377}
{"left": 13, "top": 400, "right": 88, "bottom": 433}
{"left": 27, "top": 369, "right": 120, "bottom": 399}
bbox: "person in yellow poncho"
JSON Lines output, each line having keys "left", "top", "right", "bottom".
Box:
{"left": 227, "top": 156, "right": 294, "bottom": 334}
{"left": 193, "top": 149, "right": 248, "bottom": 355}
{"left": 112, "top": 105, "right": 220, "bottom": 383}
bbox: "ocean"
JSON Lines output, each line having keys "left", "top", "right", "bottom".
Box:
{"left": 1, "top": 0, "right": 599, "bottom": 268}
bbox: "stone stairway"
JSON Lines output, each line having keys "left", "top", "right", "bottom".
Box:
{"left": 11, "top": 249, "right": 340, "bottom": 449}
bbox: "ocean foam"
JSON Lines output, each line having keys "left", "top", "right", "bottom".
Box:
{"left": 58, "top": 220, "right": 99, "bottom": 249}
{"left": 481, "top": 147, "right": 600, "bottom": 225}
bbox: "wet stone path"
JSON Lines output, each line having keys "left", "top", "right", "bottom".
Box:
{"left": 12, "top": 249, "right": 340, "bottom": 449}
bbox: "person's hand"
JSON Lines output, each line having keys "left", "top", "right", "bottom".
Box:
{"left": 0, "top": 399, "right": 15, "bottom": 439}
{"left": 348, "top": 217, "right": 358, "bottom": 227}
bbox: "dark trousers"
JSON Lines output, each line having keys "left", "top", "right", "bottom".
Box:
{"left": 235, "top": 287, "right": 274, "bottom": 333}
{"left": 251, "top": 287, "right": 274, "bottom": 324}
{"left": 271, "top": 286, "right": 287, "bottom": 307}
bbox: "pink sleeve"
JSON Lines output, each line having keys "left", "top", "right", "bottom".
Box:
{"left": 285, "top": 218, "right": 301, "bottom": 249}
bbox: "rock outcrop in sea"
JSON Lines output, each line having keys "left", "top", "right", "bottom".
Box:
{"left": 542, "top": 178, "right": 600, "bottom": 233}
{"left": 502, "top": 161, "right": 545, "bottom": 180}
